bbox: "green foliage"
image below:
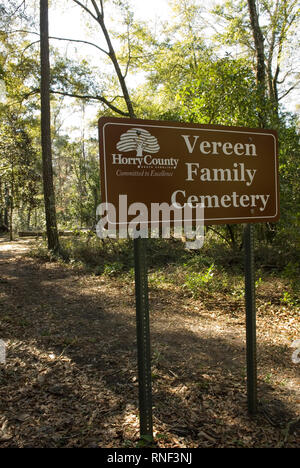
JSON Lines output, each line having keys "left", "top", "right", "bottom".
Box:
{"left": 280, "top": 291, "right": 298, "bottom": 307}
{"left": 30, "top": 232, "right": 135, "bottom": 273}
{"left": 280, "top": 261, "right": 300, "bottom": 306}
{"left": 0, "top": 0, "right": 299, "bottom": 278}
{"left": 136, "top": 434, "right": 155, "bottom": 448}
{"left": 184, "top": 264, "right": 215, "bottom": 298}
{"left": 148, "top": 270, "right": 169, "bottom": 288}
{"left": 29, "top": 228, "right": 300, "bottom": 317}
{"left": 178, "top": 56, "right": 262, "bottom": 126}
{"left": 276, "top": 117, "right": 300, "bottom": 247}
{"left": 0, "top": 113, "right": 41, "bottom": 231}
{"left": 52, "top": 135, "right": 101, "bottom": 228}
{"left": 103, "top": 261, "right": 124, "bottom": 276}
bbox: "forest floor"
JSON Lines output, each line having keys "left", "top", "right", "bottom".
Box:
{"left": 0, "top": 236, "right": 299, "bottom": 448}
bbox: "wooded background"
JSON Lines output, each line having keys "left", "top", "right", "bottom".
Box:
{"left": 0, "top": 0, "right": 299, "bottom": 259}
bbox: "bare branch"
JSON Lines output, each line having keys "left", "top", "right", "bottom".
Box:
{"left": 21, "top": 39, "right": 40, "bottom": 54}
{"left": 90, "top": 0, "right": 103, "bottom": 19}
{"left": 5, "top": 29, "right": 110, "bottom": 56}
{"left": 49, "top": 89, "right": 130, "bottom": 116}
{"left": 4, "top": 29, "right": 39, "bottom": 36}
{"left": 99, "top": 0, "right": 104, "bottom": 17}
{"left": 278, "top": 82, "right": 300, "bottom": 101}
{"left": 11, "top": 0, "right": 26, "bottom": 16}
{"left": 276, "top": 67, "right": 298, "bottom": 85}
{"left": 72, "top": 0, "right": 98, "bottom": 21}
{"left": 49, "top": 36, "right": 109, "bottom": 56}
{"left": 18, "top": 87, "right": 129, "bottom": 116}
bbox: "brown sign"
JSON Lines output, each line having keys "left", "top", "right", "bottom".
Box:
{"left": 98, "top": 117, "right": 279, "bottom": 226}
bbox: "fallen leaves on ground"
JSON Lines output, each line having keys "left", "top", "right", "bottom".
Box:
{"left": 0, "top": 239, "right": 299, "bottom": 448}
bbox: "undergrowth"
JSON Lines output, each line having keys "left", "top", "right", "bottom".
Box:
{"left": 28, "top": 230, "right": 300, "bottom": 310}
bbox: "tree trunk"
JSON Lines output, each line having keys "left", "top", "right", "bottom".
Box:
{"left": 0, "top": 179, "right": 3, "bottom": 229}
{"left": 247, "top": 0, "right": 266, "bottom": 126}
{"left": 9, "top": 159, "right": 14, "bottom": 241}
{"left": 9, "top": 201, "right": 13, "bottom": 242}
{"left": 40, "top": 0, "right": 60, "bottom": 252}
{"left": 27, "top": 207, "right": 31, "bottom": 230}
{"left": 4, "top": 187, "right": 9, "bottom": 229}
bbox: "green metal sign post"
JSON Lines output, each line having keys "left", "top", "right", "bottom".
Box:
{"left": 134, "top": 237, "right": 153, "bottom": 440}
{"left": 244, "top": 223, "right": 258, "bottom": 414}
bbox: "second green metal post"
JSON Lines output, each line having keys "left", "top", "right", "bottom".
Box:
{"left": 244, "top": 223, "right": 258, "bottom": 414}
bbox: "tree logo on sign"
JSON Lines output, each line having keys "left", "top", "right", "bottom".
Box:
{"left": 116, "top": 128, "right": 160, "bottom": 157}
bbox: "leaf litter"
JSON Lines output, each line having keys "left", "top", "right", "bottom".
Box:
{"left": 0, "top": 238, "right": 299, "bottom": 448}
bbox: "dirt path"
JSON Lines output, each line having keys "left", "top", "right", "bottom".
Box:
{"left": 0, "top": 237, "right": 299, "bottom": 447}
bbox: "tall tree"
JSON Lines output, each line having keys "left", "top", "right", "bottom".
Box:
{"left": 213, "top": 0, "right": 300, "bottom": 124}
{"left": 247, "top": 0, "right": 266, "bottom": 125}
{"left": 40, "top": 0, "right": 60, "bottom": 252}
{"left": 247, "top": 0, "right": 266, "bottom": 89}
